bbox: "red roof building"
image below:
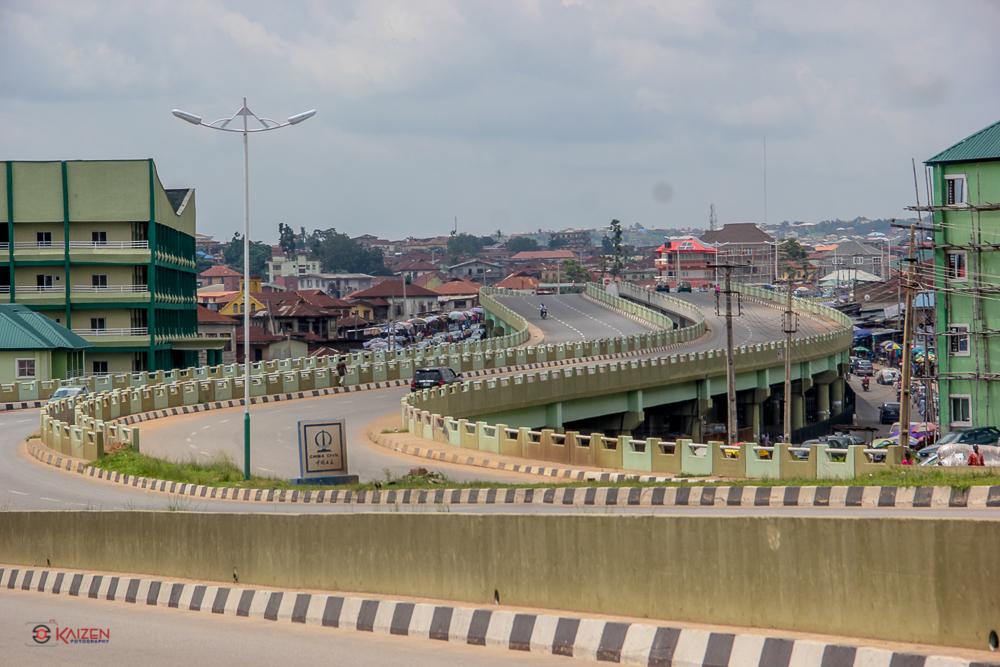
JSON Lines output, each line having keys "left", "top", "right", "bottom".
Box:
{"left": 654, "top": 239, "right": 718, "bottom": 289}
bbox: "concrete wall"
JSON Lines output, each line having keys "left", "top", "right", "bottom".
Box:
{"left": 0, "top": 511, "right": 994, "bottom": 651}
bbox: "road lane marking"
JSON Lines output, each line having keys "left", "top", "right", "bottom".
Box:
{"left": 9, "top": 490, "right": 26, "bottom": 495}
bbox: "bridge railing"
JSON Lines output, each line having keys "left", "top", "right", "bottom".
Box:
{"left": 36, "top": 282, "right": 690, "bottom": 461}
{"left": 402, "top": 281, "right": 863, "bottom": 479}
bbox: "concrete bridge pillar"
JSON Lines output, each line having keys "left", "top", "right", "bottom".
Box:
{"left": 545, "top": 402, "right": 563, "bottom": 429}
{"left": 830, "top": 378, "right": 844, "bottom": 416}
{"left": 791, "top": 390, "right": 805, "bottom": 431}
{"left": 816, "top": 381, "right": 831, "bottom": 422}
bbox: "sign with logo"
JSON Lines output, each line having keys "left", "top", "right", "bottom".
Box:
{"left": 297, "top": 419, "right": 347, "bottom": 478}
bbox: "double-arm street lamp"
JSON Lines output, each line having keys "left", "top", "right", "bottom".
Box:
{"left": 172, "top": 99, "right": 315, "bottom": 480}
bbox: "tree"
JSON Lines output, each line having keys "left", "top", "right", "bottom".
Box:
{"left": 778, "top": 238, "right": 808, "bottom": 262}
{"left": 561, "top": 258, "right": 591, "bottom": 284}
{"left": 601, "top": 235, "right": 614, "bottom": 255}
{"left": 506, "top": 236, "right": 540, "bottom": 253}
{"left": 548, "top": 236, "right": 568, "bottom": 250}
{"left": 609, "top": 219, "right": 625, "bottom": 278}
{"left": 278, "top": 223, "right": 297, "bottom": 258}
{"left": 446, "top": 233, "right": 490, "bottom": 263}
{"left": 224, "top": 232, "right": 271, "bottom": 278}
{"left": 305, "top": 228, "right": 391, "bottom": 276}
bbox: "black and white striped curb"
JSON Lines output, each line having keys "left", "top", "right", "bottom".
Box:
{"left": 2, "top": 567, "right": 988, "bottom": 666}
{"left": 1, "top": 399, "right": 45, "bottom": 412}
{"left": 22, "top": 439, "right": 1000, "bottom": 509}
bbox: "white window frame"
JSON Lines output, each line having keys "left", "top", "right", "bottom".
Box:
{"left": 91, "top": 231, "right": 107, "bottom": 246}
{"left": 944, "top": 174, "right": 967, "bottom": 206}
{"left": 949, "top": 394, "right": 972, "bottom": 428}
{"left": 946, "top": 251, "right": 968, "bottom": 282}
{"left": 36, "top": 231, "right": 52, "bottom": 247}
{"left": 853, "top": 256, "right": 864, "bottom": 265}
{"left": 16, "top": 358, "right": 35, "bottom": 379}
{"left": 949, "top": 323, "right": 970, "bottom": 356}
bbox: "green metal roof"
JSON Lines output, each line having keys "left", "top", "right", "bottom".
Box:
{"left": 926, "top": 119, "right": 1000, "bottom": 165}
{"left": 0, "top": 304, "right": 93, "bottom": 351}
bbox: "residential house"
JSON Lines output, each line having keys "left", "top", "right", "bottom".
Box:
{"left": 434, "top": 278, "right": 482, "bottom": 312}
{"left": 264, "top": 254, "right": 320, "bottom": 285}
{"left": 446, "top": 259, "right": 506, "bottom": 285}
{"left": 346, "top": 279, "right": 441, "bottom": 322}
{"left": 548, "top": 229, "right": 592, "bottom": 248}
{"left": 917, "top": 118, "right": 1000, "bottom": 432}
{"left": 495, "top": 271, "right": 539, "bottom": 294}
{"left": 234, "top": 326, "right": 309, "bottom": 363}
{"left": 2, "top": 159, "right": 200, "bottom": 373}
{"left": 296, "top": 273, "right": 374, "bottom": 298}
{"left": 0, "top": 303, "right": 92, "bottom": 382}
{"left": 196, "top": 305, "right": 236, "bottom": 366}
{"left": 198, "top": 264, "right": 242, "bottom": 291}
{"left": 816, "top": 239, "right": 886, "bottom": 281}
{"left": 699, "top": 223, "right": 776, "bottom": 285}
{"left": 654, "top": 239, "right": 718, "bottom": 289}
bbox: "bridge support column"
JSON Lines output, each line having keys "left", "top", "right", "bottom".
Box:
{"left": 830, "top": 378, "right": 844, "bottom": 416}
{"left": 545, "top": 402, "right": 563, "bottom": 430}
{"left": 791, "top": 390, "right": 805, "bottom": 431}
{"left": 816, "top": 381, "right": 831, "bottom": 422}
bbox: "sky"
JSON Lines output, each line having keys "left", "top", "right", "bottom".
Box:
{"left": 3, "top": 1, "right": 999, "bottom": 245}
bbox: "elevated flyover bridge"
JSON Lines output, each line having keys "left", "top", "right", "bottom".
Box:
{"left": 422, "top": 282, "right": 851, "bottom": 447}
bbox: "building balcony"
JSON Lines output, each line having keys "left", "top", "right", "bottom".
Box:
{"left": 11, "top": 285, "right": 67, "bottom": 304}
{"left": 73, "top": 327, "right": 151, "bottom": 347}
{"left": 70, "top": 284, "right": 151, "bottom": 304}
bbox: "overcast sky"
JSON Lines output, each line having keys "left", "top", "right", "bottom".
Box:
{"left": 3, "top": 1, "right": 998, "bottom": 244}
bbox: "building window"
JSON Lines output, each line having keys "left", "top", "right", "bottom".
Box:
{"left": 946, "top": 251, "right": 968, "bottom": 282}
{"left": 92, "top": 274, "right": 108, "bottom": 289}
{"left": 950, "top": 394, "right": 972, "bottom": 427}
{"left": 91, "top": 317, "right": 106, "bottom": 332}
{"left": 92, "top": 231, "right": 107, "bottom": 246}
{"left": 853, "top": 256, "right": 864, "bottom": 265}
{"left": 949, "top": 324, "right": 970, "bottom": 356}
{"left": 945, "top": 175, "right": 967, "bottom": 206}
{"left": 16, "top": 358, "right": 35, "bottom": 379}
{"left": 93, "top": 361, "right": 109, "bottom": 375}
{"left": 36, "top": 232, "right": 52, "bottom": 247}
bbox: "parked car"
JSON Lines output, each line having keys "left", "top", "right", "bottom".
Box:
{"left": 875, "top": 368, "right": 899, "bottom": 385}
{"left": 410, "top": 366, "right": 463, "bottom": 392}
{"left": 935, "top": 426, "right": 1000, "bottom": 447}
{"left": 854, "top": 360, "right": 874, "bottom": 376}
{"left": 879, "top": 402, "right": 900, "bottom": 424}
{"left": 47, "top": 386, "right": 90, "bottom": 404}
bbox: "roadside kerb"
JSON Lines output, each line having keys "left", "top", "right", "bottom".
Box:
{"left": 21, "top": 436, "right": 1000, "bottom": 509}
{"left": 1, "top": 566, "right": 991, "bottom": 667}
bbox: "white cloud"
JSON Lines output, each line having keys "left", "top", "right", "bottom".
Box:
{"left": 2, "top": 0, "right": 999, "bottom": 242}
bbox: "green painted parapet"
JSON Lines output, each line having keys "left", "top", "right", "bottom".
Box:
{"left": 681, "top": 439, "right": 713, "bottom": 476}
{"left": 713, "top": 442, "right": 746, "bottom": 478}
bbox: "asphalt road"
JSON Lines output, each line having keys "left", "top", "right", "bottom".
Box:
{"left": 0, "top": 588, "right": 597, "bottom": 667}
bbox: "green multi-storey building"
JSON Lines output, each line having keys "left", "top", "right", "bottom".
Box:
{"left": 922, "top": 119, "right": 1000, "bottom": 432}
{"left": 1, "top": 159, "right": 207, "bottom": 374}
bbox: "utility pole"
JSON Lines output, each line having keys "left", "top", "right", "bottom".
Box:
{"left": 781, "top": 279, "right": 798, "bottom": 444}
{"left": 899, "top": 225, "right": 918, "bottom": 452}
{"left": 709, "top": 261, "right": 743, "bottom": 445}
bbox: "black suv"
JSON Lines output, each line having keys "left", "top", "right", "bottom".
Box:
{"left": 879, "top": 402, "right": 900, "bottom": 424}
{"left": 410, "top": 366, "right": 463, "bottom": 392}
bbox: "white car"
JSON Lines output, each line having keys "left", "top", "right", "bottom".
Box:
{"left": 47, "top": 386, "right": 90, "bottom": 404}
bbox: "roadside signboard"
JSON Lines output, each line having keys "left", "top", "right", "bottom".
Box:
{"left": 293, "top": 419, "right": 356, "bottom": 485}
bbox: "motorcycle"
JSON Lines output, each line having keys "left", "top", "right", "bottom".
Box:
{"left": 862, "top": 378, "right": 870, "bottom": 392}
{"left": 540, "top": 308, "right": 547, "bottom": 320}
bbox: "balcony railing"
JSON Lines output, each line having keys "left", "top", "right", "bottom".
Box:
{"left": 14, "top": 241, "right": 64, "bottom": 250}
{"left": 72, "top": 284, "right": 148, "bottom": 293}
{"left": 72, "top": 327, "right": 148, "bottom": 337}
{"left": 12, "top": 240, "right": 150, "bottom": 250}
{"left": 17, "top": 285, "right": 66, "bottom": 294}
{"left": 69, "top": 241, "right": 149, "bottom": 250}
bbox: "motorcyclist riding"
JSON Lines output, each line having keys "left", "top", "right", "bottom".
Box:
{"left": 861, "top": 376, "right": 870, "bottom": 391}
{"left": 540, "top": 303, "right": 548, "bottom": 319}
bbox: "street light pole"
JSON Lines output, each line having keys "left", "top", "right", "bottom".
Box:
{"left": 173, "top": 99, "right": 315, "bottom": 481}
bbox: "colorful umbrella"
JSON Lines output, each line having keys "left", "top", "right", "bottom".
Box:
{"left": 852, "top": 346, "right": 870, "bottom": 352}
{"left": 882, "top": 342, "right": 901, "bottom": 351}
